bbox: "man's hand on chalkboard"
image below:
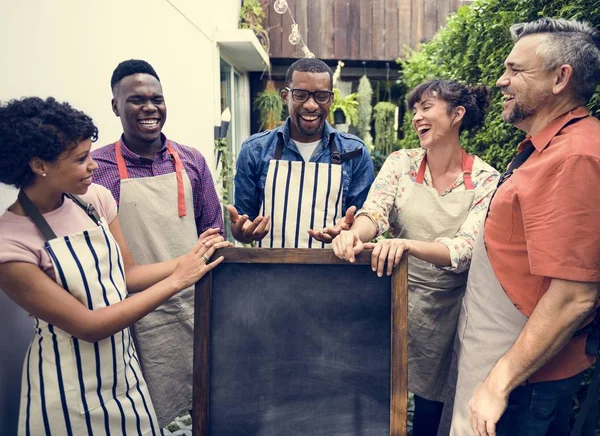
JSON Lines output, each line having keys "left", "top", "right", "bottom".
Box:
{"left": 227, "top": 205, "right": 270, "bottom": 244}
{"left": 331, "top": 229, "right": 364, "bottom": 263}
{"left": 308, "top": 206, "right": 356, "bottom": 243}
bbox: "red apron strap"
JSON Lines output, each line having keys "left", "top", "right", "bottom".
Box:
{"left": 166, "top": 141, "right": 187, "bottom": 217}
{"left": 115, "top": 140, "right": 129, "bottom": 180}
{"left": 416, "top": 153, "right": 427, "bottom": 184}
{"left": 416, "top": 149, "right": 475, "bottom": 189}
{"left": 461, "top": 148, "right": 475, "bottom": 190}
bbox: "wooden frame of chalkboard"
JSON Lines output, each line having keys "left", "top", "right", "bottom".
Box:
{"left": 192, "top": 248, "right": 408, "bottom": 436}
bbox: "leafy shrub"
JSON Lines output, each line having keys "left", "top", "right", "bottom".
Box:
{"left": 373, "top": 102, "right": 398, "bottom": 157}
{"left": 397, "top": 0, "right": 600, "bottom": 170}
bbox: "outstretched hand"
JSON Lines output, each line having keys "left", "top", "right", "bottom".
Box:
{"left": 308, "top": 206, "right": 357, "bottom": 243}
{"left": 227, "top": 205, "right": 270, "bottom": 244}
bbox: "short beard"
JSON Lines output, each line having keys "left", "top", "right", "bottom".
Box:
{"left": 504, "top": 101, "right": 536, "bottom": 125}
{"left": 295, "top": 114, "right": 325, "bottom": 138}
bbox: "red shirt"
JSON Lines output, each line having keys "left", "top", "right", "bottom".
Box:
{"left": 485, "top": 107, "right": 600, "bottom": 382}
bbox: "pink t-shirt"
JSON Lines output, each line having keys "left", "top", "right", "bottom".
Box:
{"left": 0, "top": 184, "right": 118, "bottom": 277}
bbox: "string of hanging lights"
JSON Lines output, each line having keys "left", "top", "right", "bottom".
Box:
{"left": 272, "top": 0, "right": 315, "bottom": 58}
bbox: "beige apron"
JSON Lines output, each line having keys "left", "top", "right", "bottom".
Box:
{"left": 115, "top": 139, "right": 198, "bottom": 427}
{"left": 398, "top": 150, "right": 475, "bottom": 402}
{"left": 258, "top": 137, "right": 345, "bottom": 248}
{"left": 446, "top": 220, "right": 528, "bottom": 435}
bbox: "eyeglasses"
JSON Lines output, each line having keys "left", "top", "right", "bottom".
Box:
{"left": 286, "top": 87, "right": 333, "bottom": 104}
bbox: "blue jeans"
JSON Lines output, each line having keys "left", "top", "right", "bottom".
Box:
{"left": 496, "top": 371, "right": 585, "bottom": 436}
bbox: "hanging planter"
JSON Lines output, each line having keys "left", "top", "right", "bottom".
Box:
{"left": 255, "top": 80, "right": 283, "bottom": 131}
{"left": 329, "top": 89, "right": 359, "bottom": 127}
{"left": 333, "top": 108, "right": 346, "bottom": 125}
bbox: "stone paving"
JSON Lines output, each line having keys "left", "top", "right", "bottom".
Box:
{"left": 163, "top": 413, "right": 192, "bottom": 436}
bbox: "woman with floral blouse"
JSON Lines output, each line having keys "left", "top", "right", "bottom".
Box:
{"left": 332, "top": 79, "right": 500, "bottom": 436}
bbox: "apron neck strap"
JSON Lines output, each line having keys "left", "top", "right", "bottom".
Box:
{"left": 461, "top": 149, "right": 475, "bottom": 190}
{"left": 416, "top": 149, "right": 475, "bottom": 190}
{"left": 17, "top": 191, "right": 101, "bottom": 241}
{"left": 18, "top": 190, "right": 57, "bottom": 241}
{"left": 166, "top": 141, "right": 188, "bottom": 218}
{"left": 115, "top": 139, "right": 129, "bottom": 180}
{"left": 115, "top": 139, "right": 187, "bottom": 218}
{"left": 65, "top": 193, "right": 103, "bottom": 225}
{"left": 275, "top": 134, "right": 341, "bottom": 164}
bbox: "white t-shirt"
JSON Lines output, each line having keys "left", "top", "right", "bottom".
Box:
{"left": 291, "top": 139, "right": 321, "bottom": 162}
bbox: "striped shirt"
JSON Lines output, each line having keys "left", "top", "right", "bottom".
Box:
{"left": 91, "top": 135, "right": 224, "bottom": 235}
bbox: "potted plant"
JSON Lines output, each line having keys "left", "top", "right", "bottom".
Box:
{"left": 329, "top": 88, "right": 359, "bottom": 127}
{"left": 255, "top": 80, "right": 284, "bottom": 131}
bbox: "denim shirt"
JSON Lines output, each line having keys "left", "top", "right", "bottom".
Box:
{"left": 234, "top": 119, "right": 375, "bottom": 220}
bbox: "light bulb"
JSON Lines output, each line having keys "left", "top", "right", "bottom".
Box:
{"left": 273, "top": 0, "right": 288, "bottom": 14}
{"left": 288, "top": 24, "right": 301, "bottom": 45}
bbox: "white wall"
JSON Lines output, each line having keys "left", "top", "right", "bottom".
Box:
{"left": 0, "top": 0, "right": 237, "bottom": 172}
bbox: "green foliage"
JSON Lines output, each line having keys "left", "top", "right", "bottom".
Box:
{"left": 239, "top": 0, "right": 270, "bottom": 52}
{"left": 397, "top": 0, "right": 600, "bottom": 170}
{"left": 357, "top": 75, "right": 374, "bottom": 146}
{"left": 255, "top": 81, "right": 283, "bottom": 131}
{"left": 373, "top": 102, "right": 398, "bottom": 157}
{"left": 214, "top": 137, "right": 233, "bottom": 238}
{"left": 329, "top": 88, "right": 360, "bottom": 127}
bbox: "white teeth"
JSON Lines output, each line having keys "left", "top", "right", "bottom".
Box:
{"left": 418, "top": 126, "right": 431, "bottom": 133}
{"left": 139, "top": 119, "right": 159, "bottom": 126}
{"left": 301, "top": 115, "right": 318, "bottom": 121}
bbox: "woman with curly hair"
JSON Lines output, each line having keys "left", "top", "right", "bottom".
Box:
{"left": 332, "top": 79, "right": 500, "bottom": 435}
{"left": 0, "top": 97, "right": 230, "bottom": 435}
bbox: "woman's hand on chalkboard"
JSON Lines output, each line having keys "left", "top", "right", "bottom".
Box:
{"left": 364, "top": 239, "right": 412, "bottom": 277}
{"left": 169, "top": 236, "right": 230, "bottom": 290}
{"left": 227, "top": 205, "right": 270, "bottom": 244}
{"left": 332, "top": 229, "right": 364, "bottom": 263}
{"left": 308, "top": 206, "right": 356, "bottom": 243}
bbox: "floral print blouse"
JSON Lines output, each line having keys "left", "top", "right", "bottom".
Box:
{"left": 356, "top": 148, "right": 500, "bottom": 273}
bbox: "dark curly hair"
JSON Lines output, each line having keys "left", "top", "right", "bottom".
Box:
{"left": 0, "top": 97, "right": 98, "bottom": 188}
{"left": 111, "top": 59, "right": 160, "bottom": 93}
{"left": 285, "top": 58, "right": 333, "bottom": 90}
{"left": 406, "top": 79, "right": 489, "bottom": 134}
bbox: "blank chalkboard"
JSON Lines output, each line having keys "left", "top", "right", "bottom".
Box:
{"left": 193, "top": 249, "right": 408, "bottom": 436}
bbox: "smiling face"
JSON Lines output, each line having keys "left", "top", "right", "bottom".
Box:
{"left": 39, "top": 138, "right": 98, "bottom": 195}
{"left": 282, "top": 71, "right": 332, "bottom": 142}
{"left": 112, "top": 73, "right": 166, "bottom": 147}
{"left": 496, "top": 34, "right": 555, "bottom": 131}
{"left": 411, "top": 93, "right": 462, "bottom": 148}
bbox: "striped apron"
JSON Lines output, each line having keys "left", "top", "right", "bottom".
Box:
{"left": 17, "top": 191, "right": 160, "bottom": 436}
{"left": 258, "top": 138, "right": 356, "bottom": 248}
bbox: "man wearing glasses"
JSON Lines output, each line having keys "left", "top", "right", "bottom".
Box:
{"left": 228, "top": 58, "right": 374, "bottom": 248}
